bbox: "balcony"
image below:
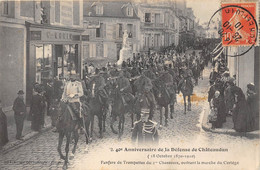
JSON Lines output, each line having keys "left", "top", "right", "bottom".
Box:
{"left": 141, "top": 22, "right": 165, "bottom": 29}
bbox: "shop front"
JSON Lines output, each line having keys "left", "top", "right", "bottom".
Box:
{"left": 25, "top": 22, "right": 84, "bottom": 104}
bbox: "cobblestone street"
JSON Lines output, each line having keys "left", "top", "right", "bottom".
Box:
{"left": 1, "top": 66, "right": 259, "bottom": 170}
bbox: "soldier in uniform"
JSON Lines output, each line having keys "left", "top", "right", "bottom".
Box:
{"left": 61, "top": 72, "right": 84, "bottom": 125}
{"left": 178, "top": 65, "right": 194, "bottom": 94}
{"left": 116, "top": 71, "right": 133, "bottom": 107}
{"left": 88, "top": 68, "right": 107, "bottom": 100}
{"left": 158, "top": 67, "right": 176, "bottom": 116}
{"left": 132, "top": 106, "right": 159, "bottom": 146}
{"left": 134, "top": 74, "right": 156, "bottom": 120}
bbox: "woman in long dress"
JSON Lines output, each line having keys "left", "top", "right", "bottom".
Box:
{"left": 232, "top": 86, "right": 254, "bottom": 132}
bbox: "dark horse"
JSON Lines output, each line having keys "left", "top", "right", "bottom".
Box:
{"left": 109, "top": 84, "right": 135, "bottom": 140}
{"left": 85, "top": 87, "right": 110, "bottom": 139}
{"left": 52, "top": 101, "right": 90, "bottom": 169}
{"left": 178, "top": 78, "right": 193, "bottom": 114}
{"left": 152, "top": 80, "right": 172, "bottom": 127}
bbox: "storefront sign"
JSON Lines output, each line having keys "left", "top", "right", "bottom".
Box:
{"left": 30, "top": 31, "right": 41, "bottom": 40}
{"left": 85, "top": 20, "right": 100, "bottom": 28}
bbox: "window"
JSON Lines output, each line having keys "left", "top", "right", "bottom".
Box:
{"left": 126, "top": 7, "right": 133, "bottom": 17}
{"left": 145, "top": 13, "right": 151, "bottom": 23}
{"left": 55, "top": 1, "right": 60, "bottom": 23}
{"left": 3, "top": 1, "right": 8, "bottom": 15}
{"left": 155, "top": 13, "right": 160, "bottom": 24}
{"left": 96, "top": 5, "right": 103, "bottom": 15}
{"left": 127, "top": 24, "right": 133, "bottom": 38}
{"left": 35, "top": 45, "right": 53, "bottom": 84}
{"left": 154, "top": 34, "right": 160, "bottom": 47}
{"left": 96, "top": 28, "right": 101, "bottom": 38}
{"left": 117, "top": 23, "right": 123, "bottom": 38}
{"left": 73, "top": 1, "right": 80, "bottom": 25}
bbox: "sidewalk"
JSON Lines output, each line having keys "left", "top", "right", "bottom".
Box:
{"left": 1, "top": 107, "right": 53, "bottom": 154}
{"left": 201, "top": 102, "right": 260, "bottom": 138}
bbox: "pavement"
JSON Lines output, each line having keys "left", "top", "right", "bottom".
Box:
{"left": 201, "top": 102, "right": 260, "bottom": 138}
{"left": 1, "top": 107, "right": 53, "bottom": 154}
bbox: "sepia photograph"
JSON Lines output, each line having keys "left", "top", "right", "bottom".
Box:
{"left": 0, "top": 0, "right": 259, "bottom": 169}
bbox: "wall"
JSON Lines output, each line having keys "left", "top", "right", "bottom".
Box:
{"left": 0, "top": 26, "right": 25, "bottom": 108}
{"left": 227, "top": 46, "right": 255, "bottom": 93}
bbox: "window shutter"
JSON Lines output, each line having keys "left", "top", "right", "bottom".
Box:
{"left": 113, "top": 24, "right": 116, "bottom": 39}
{"left": 151, "top": 13, "right": 154, "bottom": 23}
{"left": 160, "top": 13, "right": 164, "bottom": 24}
{"left": 116, "top": 24, "right": 119, "bottom": 38}
{"left": 103, "top": 23, "right": 106, "bottom": 38}
{"left": 133, "top": 24, "right": 136, "bottom": 38}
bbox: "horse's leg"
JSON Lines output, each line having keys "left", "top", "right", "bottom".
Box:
{"left": 110, "top": 113, "right": 118, "bottom": 134}
{"left": 170, "top": 104, "right": 174, "bottom": 119}
{"left": 103, "top": 109, "right": 107, "bottom": 132}
{"left": 183, "top": 95, "right": 186, "bottom": 114}
{"left": 57, "top": 132, "right": 65, "bottom": 160}
{"left": 63, "top": 132, "right": 71, "bottom": 169}
{"left": 118, "top": 115, "right": 122, "bottom": 140}
{"left": 72, "top": 130, "right": 79, "bottom": 154}
{"left": 188, "top": 95, "right": 191, "bottom": 111}
{"left": 159, "top": 107, "right": 163, "bottom": 126}
{"left": 131, "top": 110, "right": 134, "bottom": 130}
{"left": 121, "top": 114, "right": 125, "bottom": 138}
{"left": 84, "top": 117, "right": 90, "bottom": 144}
{"left": 165, "top": 106, "right": 169, "bottom": 127}
{"left": 98, "top": 115, "right": 103, "bottom": 138}
{"left": 90, "top": 115, "right": 94, "bottom": 138}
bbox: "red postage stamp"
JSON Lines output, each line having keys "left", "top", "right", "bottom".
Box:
{"left": 220, "top": 3, "right": 257, "bottom": 46}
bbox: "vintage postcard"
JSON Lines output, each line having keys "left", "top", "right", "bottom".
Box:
{"left": 0, "top": 0, "right": 259, "bottom": 169}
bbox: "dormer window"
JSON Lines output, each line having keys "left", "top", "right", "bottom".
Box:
{"left": 126, "top": 6, "right": 133, "bottom": 17}
{"left": 96, "top": 4, "right": 103, "bottom": 15}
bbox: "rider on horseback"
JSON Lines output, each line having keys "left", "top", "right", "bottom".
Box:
{"left": 61, "top": 71, "right": 84, "bottom": 126}
{"left": 178, "top": 65, "right": 194, "bottom": 94}
{"left": 158, "top": 66, "right": 176, "bottom": 115}
{"left": 116, "top": 71, "right": 133, "bottom": 107}
{"left": 88, "top": 68, "right": 107, "bottom": 101}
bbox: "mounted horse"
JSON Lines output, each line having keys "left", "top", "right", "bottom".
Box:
{"left": 109, "top": 75, "right": 135, "bottom": 140}
{"left": 85, "top": 73, "right": 110, "bottom": 139}
{"left": 178, "top": 68, "right": 194, "bottom": 114}
{"left": 50, "top": 100, "right": 90, "bottom": 169}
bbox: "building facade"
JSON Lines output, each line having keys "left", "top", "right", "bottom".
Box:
{"left": 83, "top": 1, "right": 141, "bottom": 66}
{"left": 133, "top": 0, "right": 180, "bottom": 52}
{"left": 0, "top": 0, "right": 84, "bottom": 107}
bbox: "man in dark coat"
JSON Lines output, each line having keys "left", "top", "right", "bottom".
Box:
{"left": 12, "top": 90, "right": 26, "bottom": 140}
{"left": 30, "top": 86, "right": 45, "bottom": 132}
{"left": 132, "top": 106, "right": 159, "bottom": 146}
{"left": 0, "top": 100, "right": 8, "bottom": 147}
{"left": 209, "top": 67, "right": 220, "bottom": 85}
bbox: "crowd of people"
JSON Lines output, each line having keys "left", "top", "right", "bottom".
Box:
{"left": 208, "top": 57, "right": 259, "bottom": 132}
{"left": 0, "top": 47, "right": 259, "bottom": 149}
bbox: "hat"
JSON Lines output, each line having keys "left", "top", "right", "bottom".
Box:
{"left": 17, "top": 90, "right": 24, "bottom": 95}
{"left": 247, "top": 83, "right": 255, "bottom": 91}
{"left": 228, "top": 77, "right": 235, "bottom": 83}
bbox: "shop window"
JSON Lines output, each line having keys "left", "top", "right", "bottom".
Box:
{"left": 35, "top": 44, "right": 52, "bottom": 84}
{"left": 63, "top": 45, "right": 78, "bottom": 77}
{"left": 145, "top": 13, "right": 151, "bottom": 23}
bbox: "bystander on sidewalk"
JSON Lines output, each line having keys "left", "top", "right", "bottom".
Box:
{"left": 1, "top": 107, "right": 52, "bottom": 153}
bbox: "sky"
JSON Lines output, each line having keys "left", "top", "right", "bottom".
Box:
{"left": 186, "top": 0, "right": 221, "bottom": 25}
